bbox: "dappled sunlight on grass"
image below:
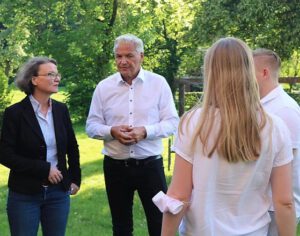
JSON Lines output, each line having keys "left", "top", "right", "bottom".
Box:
{"left": 78, "top": 173, "right": 106, "bottom": 192}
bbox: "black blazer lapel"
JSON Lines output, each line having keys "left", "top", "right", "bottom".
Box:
{"left": 21, "top": 96, "right": 45, "bottom": 142}
{"left": 52, "top": 100, "right": 64, "bottom": 156}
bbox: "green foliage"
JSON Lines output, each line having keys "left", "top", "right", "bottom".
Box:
{"left": 0, "top": 0, "right": 201, "bottom": 120}
{"left": 0, "top": 70, "right": 11, "bottom": 130}
{"left": 281, "top": 50, "right": 300, "bottom": 77}
{"left": 0, "top": 0, "right": 118, "bottom": 121}
{"left": 183, "top": 91, "right": 300, "bottom": 114}
{"left": 189, "top": 0, "right": 300, "bottom": 77}
{"left": 192, "top": 0, "right": 300, "bottom": 58}
{"left": 115, "top": 0, "right": 198, "bottom": 92}
{"left": 1, "top": 0, "right": 300, "bottom": 121}
{"left": 287, "top": 92, "right": 300, "bottom": 105}
{"left": 184, "top": 91, "right": 203, "bottom": 110}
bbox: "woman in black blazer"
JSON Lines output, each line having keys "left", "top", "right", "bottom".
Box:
{"left": 0, "top": 57, "right": 81, "bottom": 236}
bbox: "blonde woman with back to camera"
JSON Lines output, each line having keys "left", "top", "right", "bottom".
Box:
{"left": 154, "top": 37, "right": 296, "bottom": 236}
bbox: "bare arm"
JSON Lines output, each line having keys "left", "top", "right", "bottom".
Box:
{"left": 162, "top": 154, "right": 193, "bottom": 236}
{"left": 271, "top": 162, "right": 296, "bottom": 236}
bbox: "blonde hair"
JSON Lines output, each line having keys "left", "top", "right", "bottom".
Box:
{"left": 180, "top": 37, "right": 267, "bottom": 163}
{"left": 253, "top": 48, "right": 281, "bottom": 81}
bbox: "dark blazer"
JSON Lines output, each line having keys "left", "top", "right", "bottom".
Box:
{"left": 0, "top": 96, "right": 81, "bottom": 194}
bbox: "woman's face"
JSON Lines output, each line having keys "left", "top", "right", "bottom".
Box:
{"left": 31, "top": 63, "right": 61, "bottom": 96}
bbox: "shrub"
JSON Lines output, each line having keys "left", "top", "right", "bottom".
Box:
{"left": 287, "top": 92, "right": 300, "bottom": 105}
{"left": 185, "top": 92, "right": 203, "bottom": 110}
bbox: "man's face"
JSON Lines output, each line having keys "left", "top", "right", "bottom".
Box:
{"left": 115, "top": 42, "right": 144, "bottom": 81}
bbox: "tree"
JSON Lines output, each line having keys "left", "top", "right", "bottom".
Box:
{"left": 0, "top": 69, "right": 11, "bottom": 131}
{"left": 191, "top": 0, "right": 300, "bottom": 60}
{"left": 0, "top": 0, "right": 119, "bottom": 121}
{"left": 115, "top": 0, "right": 198, "bottom": 92}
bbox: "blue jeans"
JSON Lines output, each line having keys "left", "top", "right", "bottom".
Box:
{"left": 7, "top": 184, "right": 70, "bottom": 236}
{"left": 104, "top": 155, "right": 167, "bottom": 236}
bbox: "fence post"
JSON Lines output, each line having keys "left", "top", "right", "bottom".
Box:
{"left": 179, "top": 82, "right": 185, "bottom": 116}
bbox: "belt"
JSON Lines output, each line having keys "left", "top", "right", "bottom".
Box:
{"left": 105, "top": 155, "right": 161, "bottom": 167}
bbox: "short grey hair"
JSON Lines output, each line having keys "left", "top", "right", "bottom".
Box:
{"left": 15, "top": 57, "right": 57, "bottom": 95}
{"left": 113, "top": 34, "right": 144, "bottom": 54}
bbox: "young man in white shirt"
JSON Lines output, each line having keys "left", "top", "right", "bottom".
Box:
{"left": 86, "top": 34, "right": 179, "bottom": 236}
{"left": 253, "top": 48, "right": 300, "bottom": 236}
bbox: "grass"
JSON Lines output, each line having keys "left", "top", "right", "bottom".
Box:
{"left": 0, "top": 124, "right": 175, "bottom": 235}
{"left": 0, "top": 89, "right": 175, "bottom": 236}
{"left": 1, "top": 89, "right": 299, "bottom": 235}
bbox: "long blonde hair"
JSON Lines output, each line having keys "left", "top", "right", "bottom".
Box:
{"left": 180, "top": 37, "right": 267, "bottom": 163}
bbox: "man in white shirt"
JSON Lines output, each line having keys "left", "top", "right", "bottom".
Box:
{"left": 253, "top": 48, "right": 300, "bottom": 236}
{"left": 86, "top": 34, "right": 179, "bottom": 236}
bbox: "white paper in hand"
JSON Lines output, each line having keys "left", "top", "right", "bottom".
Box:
{"left": 152, "top": 191, "right": 184, "bottom": 215}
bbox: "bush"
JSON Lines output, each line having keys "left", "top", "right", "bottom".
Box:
{"left": 0, "top": 70, "right": 11, "bottom": 133}
{"left": 185, "top": 92, "right": 203, "bottom": 110}
{"left": 287, "top": 92, "right": 300, "bottom": 105}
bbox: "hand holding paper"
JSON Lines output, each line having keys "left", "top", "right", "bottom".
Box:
{"left": 152, "top": 191, "right": 186, "bottom": 215}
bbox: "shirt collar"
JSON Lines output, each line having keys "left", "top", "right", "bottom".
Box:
{"left": 29, "top": 95, "right": 52, "bottom": 113}
{"left": 117, "top": 67, "right": 145, "bottom": 85}
{"left": 260, "top": 85, "right": 284, "bottom": 105}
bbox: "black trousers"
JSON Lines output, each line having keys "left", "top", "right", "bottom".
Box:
{"left": 103, "top": 155, "right": 167, "bottom": 236}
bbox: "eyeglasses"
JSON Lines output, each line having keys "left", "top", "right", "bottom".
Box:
{"left": 37, "top": 72, "right": 61, "bottom": 80}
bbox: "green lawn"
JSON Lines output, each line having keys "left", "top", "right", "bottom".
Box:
{"left": 0, "top": 89, "right": 175, "bottom": 235}
{"left": 0, "top": 124, "right": 175, "bottom": 236}
{"left": 1, "top": 89, "right": 299, "bottom": 235}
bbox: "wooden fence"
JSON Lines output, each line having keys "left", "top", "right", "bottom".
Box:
{"left": 176, "top": 76, "right": 300, "bottom": 116}
{"left": 167, "top": 76, "right": 300, "bottom": 170}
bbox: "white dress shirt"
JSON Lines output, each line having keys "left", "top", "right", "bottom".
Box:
{"left": 86, "top": 68, "right": 179, "bottom": 159}
{"left": 29, "top": 95, "right": 58, "bottom": 167}
{"left": 261, "top": 85, "right": 300, "bottom": 218}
